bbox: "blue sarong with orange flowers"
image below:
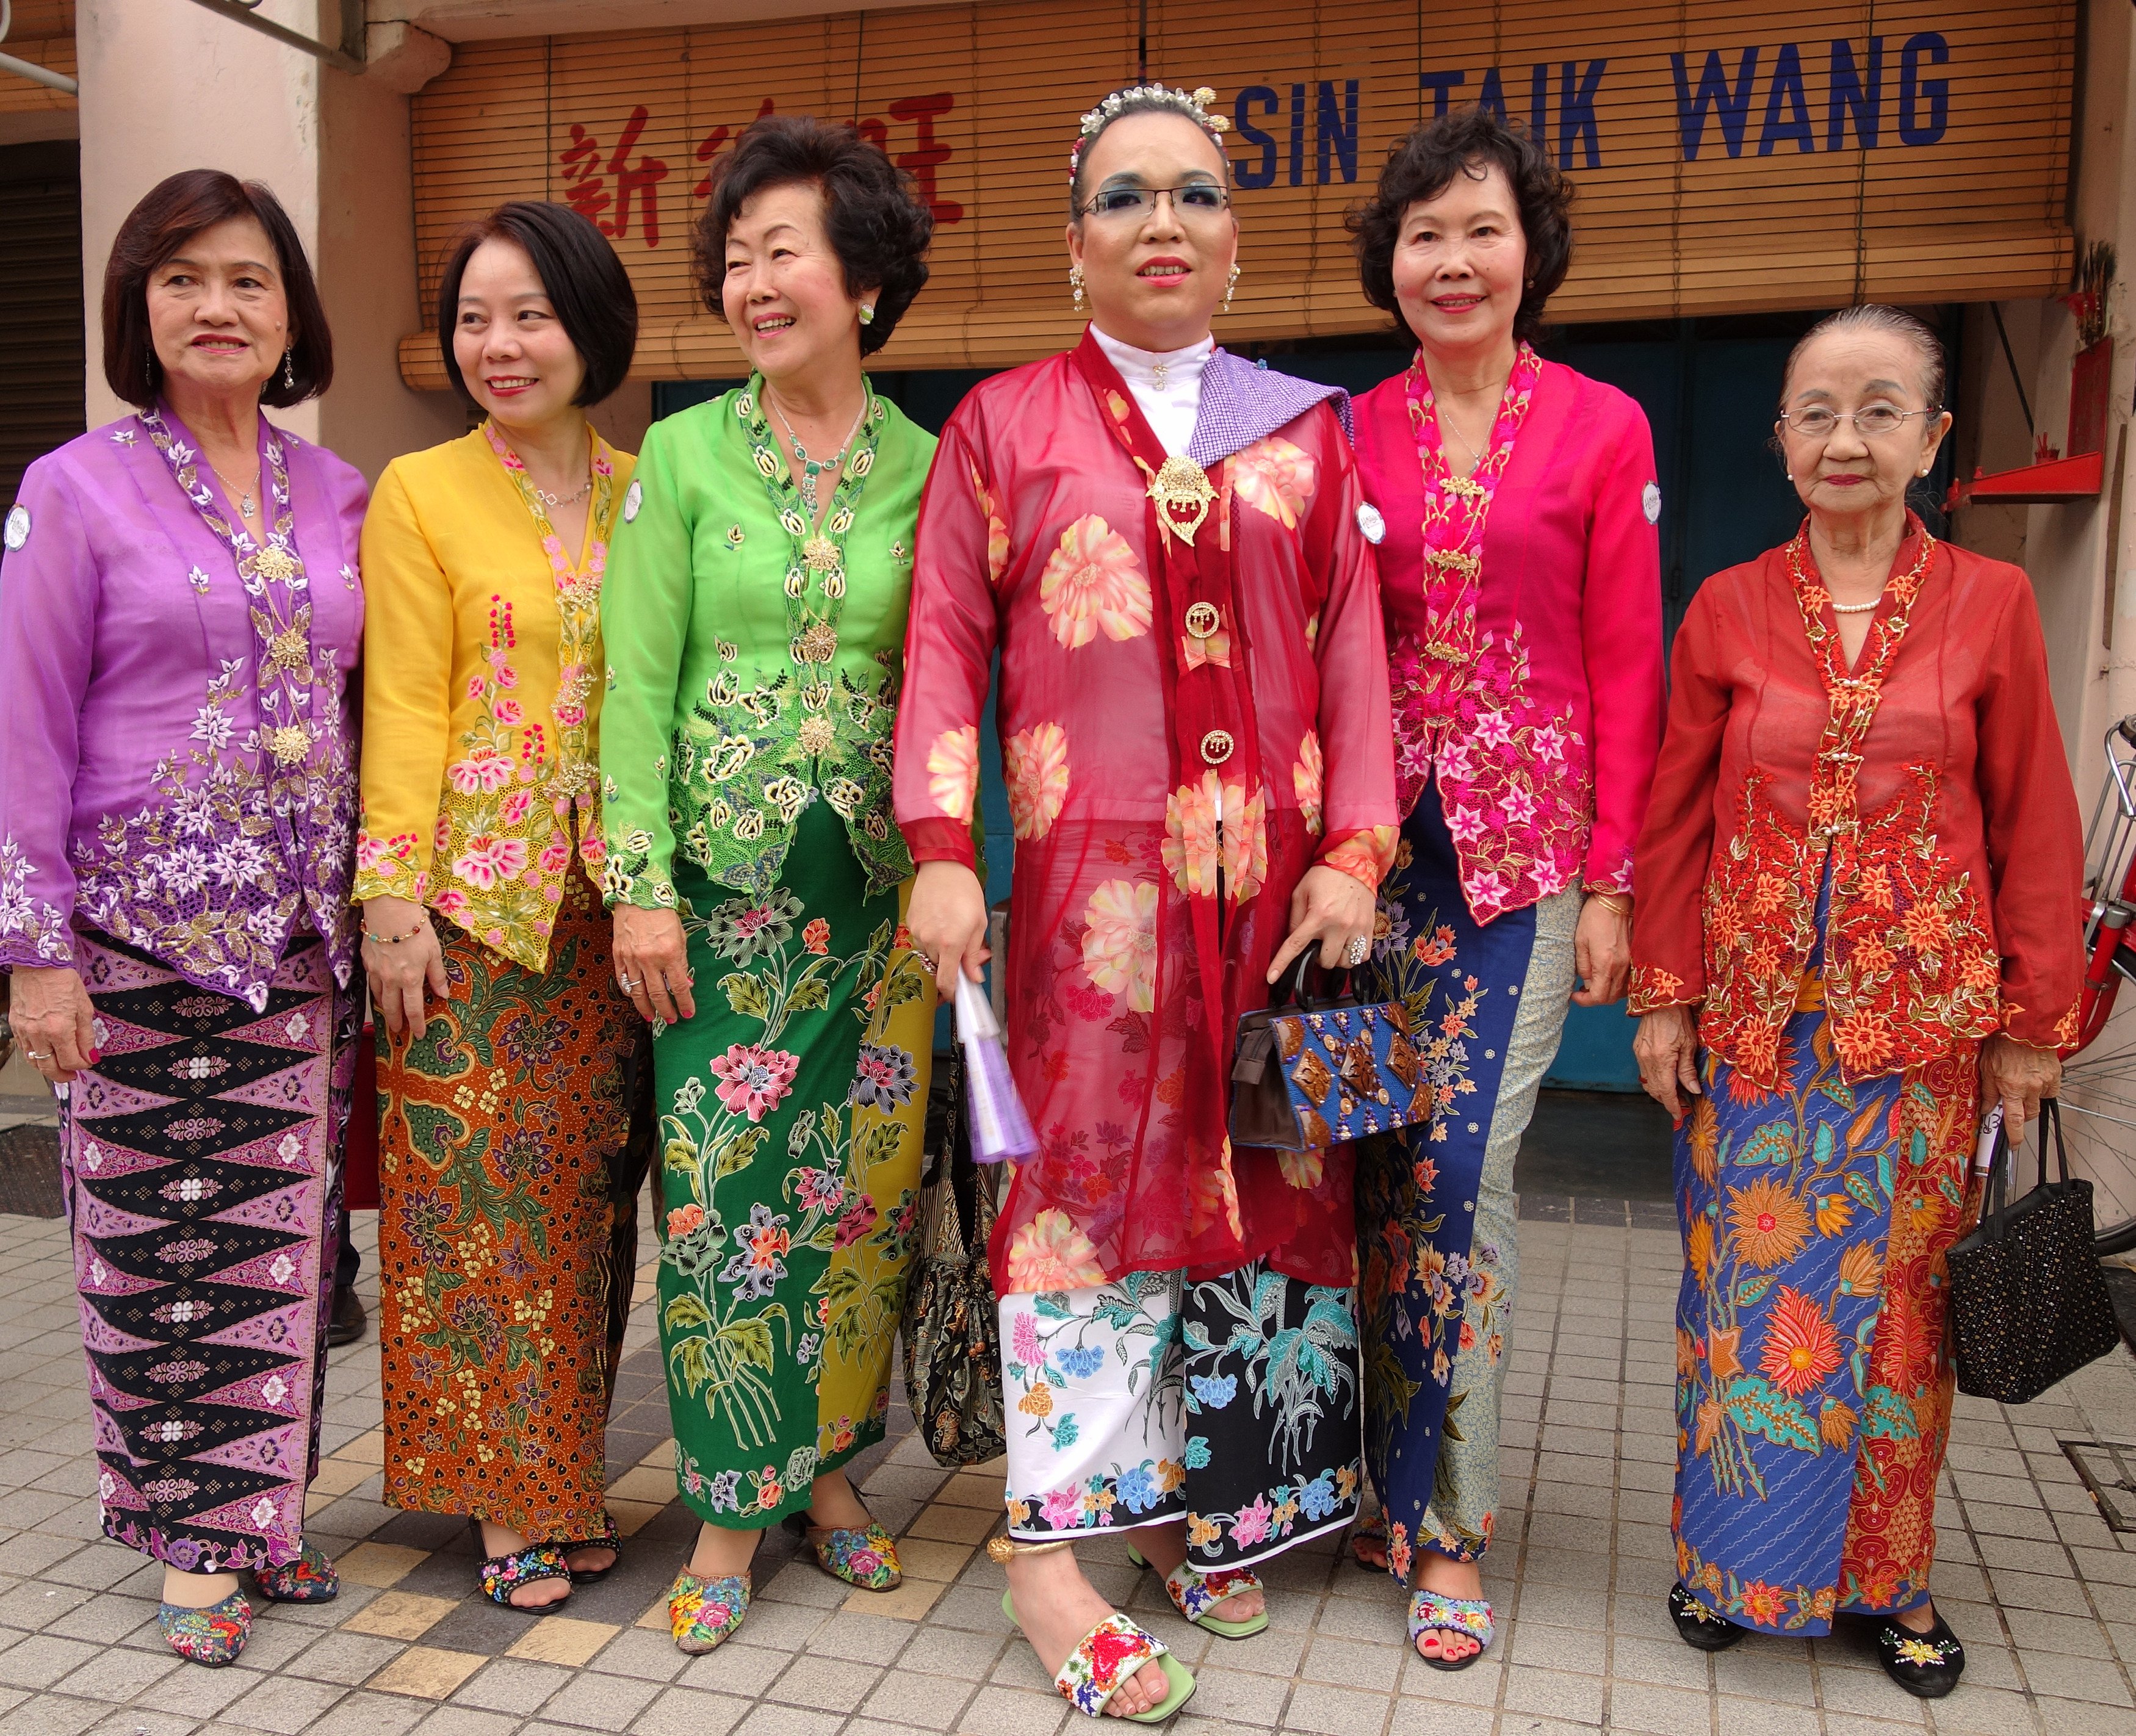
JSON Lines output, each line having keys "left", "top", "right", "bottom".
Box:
{"left": 1359, "top": 782, "right": 1539, "bottom": 1572}
{"left": 1673, "top": 956, "right": 1980, "bottom": 1634}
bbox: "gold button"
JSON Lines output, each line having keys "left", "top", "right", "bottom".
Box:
{"left": 1185, "top": 600, "right": 1220, "bottom": 639}
{"left": 1200, "top": 729, "right": 1235, "bottom": 766}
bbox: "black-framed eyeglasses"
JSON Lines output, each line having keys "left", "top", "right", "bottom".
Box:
{"left": 1079, "top": 183, "right": 1232, "bottom": 220}
{"left": 1779, "top": 405, "right": 1943, "bottom": 439}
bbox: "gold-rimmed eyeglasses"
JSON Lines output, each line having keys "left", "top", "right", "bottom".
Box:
{"left": 1080, "top": 183, "right": 1232, "bottom": 221}
{"left": 1779, "top": 405, "right": 1943, "bottom": 439}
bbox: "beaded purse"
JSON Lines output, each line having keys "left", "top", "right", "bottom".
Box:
{"left": 1229, "top": 962, "right": 1429, "bottom": 1152}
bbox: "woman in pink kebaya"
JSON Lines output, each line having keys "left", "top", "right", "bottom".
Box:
{"left": 1346, "top": 106, "right": 1666, "bottom": 1669}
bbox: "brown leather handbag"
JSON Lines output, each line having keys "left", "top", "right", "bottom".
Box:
{"left": 1229, "top": 960, "right": 1428, "bottom": 1152}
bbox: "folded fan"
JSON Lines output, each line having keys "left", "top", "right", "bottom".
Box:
{"left": 956, "top": 974, "right": 1037, "bottom": 1164}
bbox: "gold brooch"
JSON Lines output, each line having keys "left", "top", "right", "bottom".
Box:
{"left": 261, "top": 724, "right": 311, "bottom": 765}
{"left": 266, "top": 625, "right": 311, "bottom": 672}
{"left": 250, "top": 545, "right": 299, "bottom": 583}
{"left": 1147, "top": 456, "right": 1216, "bottom": 546}
{"left": 803, "top": 535, "right": 842, "bottom": 573}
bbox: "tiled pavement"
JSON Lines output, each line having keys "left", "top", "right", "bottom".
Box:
{"left": 0, "top": 1196, "right": 2129, "bottom": 1736}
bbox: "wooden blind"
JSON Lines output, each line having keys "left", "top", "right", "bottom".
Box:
{"left": 0, "top": 0, "right": 76, "bottom": 125}
{"left": 0, "top": 139, "right": 83, "bottom": 505}
{"left": 404, "top": 0, "right": 2074, "bottom": 386}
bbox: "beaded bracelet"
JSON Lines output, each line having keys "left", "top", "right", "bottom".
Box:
{"left": 363, "top": 920, "right": 428, "bottom": 945}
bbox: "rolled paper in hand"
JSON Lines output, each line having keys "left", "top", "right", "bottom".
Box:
{"left": 956, "top": 974, "right": 1038, "bottom": 1164}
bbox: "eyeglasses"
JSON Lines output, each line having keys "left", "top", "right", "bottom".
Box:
{"left": 1779, "top": 405, "right": 1942, "bottom": 439}
{"left": 1080, "top": 183, "right": 1232, "bottom": 221}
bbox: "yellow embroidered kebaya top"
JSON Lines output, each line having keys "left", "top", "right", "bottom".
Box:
{"left": 354, "top": 423, "right": 633, "bottom": 973}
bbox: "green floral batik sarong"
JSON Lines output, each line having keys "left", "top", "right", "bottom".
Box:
{"left": 654, "top": 805, "right": 934, "bottom": 1530}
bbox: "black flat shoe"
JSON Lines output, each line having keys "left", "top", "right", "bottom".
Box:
{"left": 1875, "top": 1608, "right": 1964, "bottom": 1698}
{"left": 327, "top": 1286, "right": 366, "bottom": 1347}
{"left": 1669, "top": 1583, "right": 1745, "bottom": 1652}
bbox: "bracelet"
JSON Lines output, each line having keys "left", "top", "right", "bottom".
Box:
{"left": 1588, "top": 892, "right": 1632, "bottom": 917}
{"left": 987, "top": 1535, "right": 1074, "bottom": 1563}
{"left": 363, "top": 920, "right": 428, "bottom": 945}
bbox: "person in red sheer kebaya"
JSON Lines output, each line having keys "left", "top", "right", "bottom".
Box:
{"left": 897, "top": 84, "right": 1397, "bottom": 1723}
{"left": 1629, "top": 306, "right": 2084, "bottom": 1701}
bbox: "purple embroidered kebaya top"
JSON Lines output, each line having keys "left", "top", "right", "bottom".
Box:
{"left": 0, "top": 407, "right": 366, "bottom": 1010}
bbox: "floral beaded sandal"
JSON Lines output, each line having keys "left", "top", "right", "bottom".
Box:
{"left": 469, "top": 1519, "right": 572, "bottom": 1611}
{"left": 251, "top": 1538, "right": 339, "bottom": 1604}
{"left": 1347, "top": 1513, "right": 1390, "bottom": 1571}
{"left": 1409, "top": 1590, "right": 1494, "bottom": 1671}
{"left": 157, "top": 1589, "right": 253, "bottom": 1668}
{"left": 668, "top": 1569, "right": 751, "bottom": 1654}
{"left": 783, "top": 1507, "right": 901, "bottom": 1591}
{"left": 1002, "top": 1592, "right": 1196, "bottom": 1723}
{"left": 1875, "top": 1608, "right": 1965, "bottom": 1699}
{"left": 1668, "top": 1583, "right": 1745, "bottom": 1652}
{"left": 561, "top": 1510, "right": 621, "bottom": 1586}
{"left": 1123, "top": 1544, "right": 1269, "bottom": 1640}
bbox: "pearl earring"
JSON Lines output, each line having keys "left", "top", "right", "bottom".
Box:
{"left": 1069, "top": 266, "right": 1086, "bottom": 312}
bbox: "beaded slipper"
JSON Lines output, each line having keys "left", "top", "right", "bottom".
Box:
{"left": 470, "top": 1519, "right": 572, "bottom": 1610}
{"left": 1875, "top": 1609, "right": 1965, "bottom": 1699}
{"left": 561, "top": 1510, "right": 622, "bottom": 1585}
{"left": 158, "top": 1590, "right": 252, "bottom": 1668}
{"left": 669, "top": 1568, "right": 750, "bottom": 1654}
{"left": 251, "top": 1538, "right": 339, "bottom": 1604}
{"left": 1003, "top": 1591, "right": 1195, "bottom": 1723}
{"left": 783, "top": 1513, "right": 901, "bottom": 1591}
{"left": 1669, "top": 1583, "right": 1745, "bottom": 1652}
{"left": 1124, "top": 1543, "right": 1268, "bottom": 1639}
{"left": 1409, "top": 1589, "right": 1493, "bottom": 1671}
{"left": 1348, "top": 1514, "right": 1390, "bottom": 1571}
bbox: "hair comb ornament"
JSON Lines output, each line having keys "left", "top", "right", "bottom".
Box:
{"left": 1069, "top": 84, "right": 1232, "bottom": 184}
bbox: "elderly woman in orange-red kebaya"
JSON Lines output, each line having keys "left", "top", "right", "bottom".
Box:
{"left": 1628, "top": 304, "right": 2084, "bottom": 1702}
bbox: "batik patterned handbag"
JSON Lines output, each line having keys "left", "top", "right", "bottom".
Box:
{"left": 1229, "top": 962, "right": 1429, "bottom": 1152}
{"left": 900, "top": 1050, "right": 1007, "bottom": 1468}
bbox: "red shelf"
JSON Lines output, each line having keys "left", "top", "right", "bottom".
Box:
{"left": 1949, "top": 450, "right": 2105, "bottom": 508}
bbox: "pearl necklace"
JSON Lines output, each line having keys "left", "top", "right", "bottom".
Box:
{"left": 1830, "top": 596, "right": 1884, "bottom": 614}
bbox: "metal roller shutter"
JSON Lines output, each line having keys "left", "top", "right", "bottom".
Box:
{"left": 0, "top": 137, "right": 84, "bottom": 504}
{"left": 401, "top": 0, "right": 2076, "bottom": 385}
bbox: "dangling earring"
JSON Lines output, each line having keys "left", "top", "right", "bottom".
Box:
{"left": 858, "top": 304, "right": 876, "bottom": 326}
{"left": 282, "top": 347, "right": 295, "bottom": 391}
{"left": 1223, "top": 265, "right": 1239, "bottom": 314}
{"left": 1069, "top": 265, "right": 1086, "bottom": 312}
{"left": 145, "top": 340, "right": 157, "bottom": 381}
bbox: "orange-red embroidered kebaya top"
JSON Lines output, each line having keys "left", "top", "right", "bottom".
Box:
{"left": 1628, "top": 517, "right": 2084, "bottom": 1089}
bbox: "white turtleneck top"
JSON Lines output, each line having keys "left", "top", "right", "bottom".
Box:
{"left": 1090, "top": 327, "right": 1214, "bottom": 458}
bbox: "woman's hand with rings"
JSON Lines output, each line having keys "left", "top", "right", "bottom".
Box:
{"left": 6, "top": 966, "right": 96, "bottom": 1084}
{"left": 363, "top": 895, "right": 448, "bottom": 1042}
{"left": 1268, "top": 865, "right": 1377, "bottom": 984}
{"left": 1978, "top": 1033, "right": 2060, "bottom": 1147}
{"left": 906, "top": 860, "right": 989, "bottom": 1000}
{"left": 1572, "top": 893, "right": 1633, "bottom": 1006}
{"left": 613, "top": 905, "right": 696, "bottom": 1025}
{"left": 1634, "top": 1005, "right": 1702, "bottom": 1125}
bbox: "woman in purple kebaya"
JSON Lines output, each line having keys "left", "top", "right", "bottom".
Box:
{"left": 0, "top": 171, "right": 363, "bottom": 1668}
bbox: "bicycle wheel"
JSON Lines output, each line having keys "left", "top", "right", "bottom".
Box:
{"left": 2053, "top": 1006, "right": 2136, "bottom": 1259}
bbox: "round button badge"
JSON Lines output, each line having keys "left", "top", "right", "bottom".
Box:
{"left": 1200, "top": 729, "right": 1235, "bottom": 765}
{"left": 1185, "top": 600, "right": 1221, "bottom": 639}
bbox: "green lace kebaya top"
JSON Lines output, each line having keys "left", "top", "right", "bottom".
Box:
{"left": 599, "top": 378, "right": 935, "bottom": 910}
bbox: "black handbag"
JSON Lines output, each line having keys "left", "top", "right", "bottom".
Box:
{"left": 899, "top": 1050, "right": 1006, "bottom": 1468}
{"left": 1947, "top": 1099, "right": 2123, "bottom": 1405}
{"left": 1230, "top": 959, "right": 1427, "bottom": 1152}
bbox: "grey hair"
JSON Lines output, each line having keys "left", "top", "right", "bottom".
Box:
{"left": 1779, "top": 304, "right": 1947, "bottom": 410}
{"left": 1069, "top": 85, "right": 1232, "bottom": 217}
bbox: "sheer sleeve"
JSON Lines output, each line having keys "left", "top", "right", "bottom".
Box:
{"left": 1628, "top": 583, "right": 1732, "bottom": 1013}
{"left": 597, "top": 422, "right": 692, "bottom": 910}
{"left": 1298, "top": 408, "right": 1397, "bottom": 890}
{"left": 1581, "top": 397, "right": 1665, "bottom": 895}
{"left": 1973, "top": 576, "right": 2086, "bottom": 1045}
{"left": 0, "top": 463, "right": 95, "bottom": 968}
{"left": 355, "top": 463, "right": 454, "bottom": 903}
{"left": 894, "top": 412, "right": 1001, "bottom": 870}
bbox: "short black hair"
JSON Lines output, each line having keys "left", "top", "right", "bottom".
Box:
{"left": 697, "top": 115, "right": 932, "bottom": 358}
{"left": 435, "top": 201, "right": 638, "bottom": 406}
{"left": 104, "top": 170, "right": 331, "bottom": 409}
{"left": 1350, "top": 107, "right": 1575, "bottom": 345}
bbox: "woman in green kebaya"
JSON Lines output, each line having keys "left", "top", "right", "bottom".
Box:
{"left": 597, "top": 115, "right": 938, "bottom": 1655}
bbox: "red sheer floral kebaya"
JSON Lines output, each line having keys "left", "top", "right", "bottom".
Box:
{"left": 894, "top": 336, "right": 1398, "bottom": 1292}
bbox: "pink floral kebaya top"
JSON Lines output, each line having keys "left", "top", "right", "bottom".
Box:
{"left": 355, "top": 423, "right": 630, "bottom": 973}
{"left": 1352, "top": 352, "right": 1665, "bottom": 923}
